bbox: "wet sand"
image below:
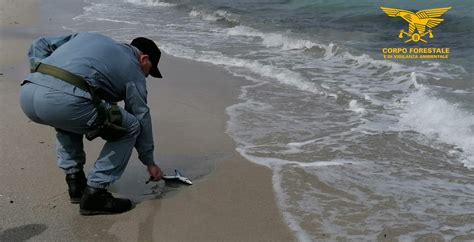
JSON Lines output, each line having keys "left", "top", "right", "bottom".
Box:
{"left": 0, "top": 0, "right": 294, "bottom": 241}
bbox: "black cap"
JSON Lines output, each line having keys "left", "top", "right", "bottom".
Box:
{"left": 131, "top": 37, "right": 162, "bottom": 78}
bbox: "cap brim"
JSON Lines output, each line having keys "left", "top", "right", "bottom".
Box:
{"left": 150, "top": 66, "right": 162, "bottom": 78}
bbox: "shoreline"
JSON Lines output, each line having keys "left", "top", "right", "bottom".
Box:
{"left": 0, "top": 0, "right": 294, "bottom": 240}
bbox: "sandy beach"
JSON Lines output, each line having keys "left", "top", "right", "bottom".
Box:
{"left": 0, "top": 0, "right": 294, "bottom": 241}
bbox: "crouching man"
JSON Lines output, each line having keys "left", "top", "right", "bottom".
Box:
{"left": 19, "top": 32, "right": 164, "bottom": 215}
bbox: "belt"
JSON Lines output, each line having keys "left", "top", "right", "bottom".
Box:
{"left": 30, "top": 62, "right": 102, "bottom": 107}
{"left": 31, "top": 62, "right": 91, "bottom": 94}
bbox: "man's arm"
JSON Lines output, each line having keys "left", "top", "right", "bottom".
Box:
{"left": 124, "top": 81, "right": 155, "bottom": 166}
{"left": 28, "top": 33, "right": 78, "bottom": 65}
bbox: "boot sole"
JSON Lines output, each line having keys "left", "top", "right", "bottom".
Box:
{"left": 70, "top": 198, "right": 81, "bottom": 204}
{"left": 79, "top": 208, "right": 132, "bottom": 216}
{"left": 80, "top": 209, "right": 115, "bottom": 216}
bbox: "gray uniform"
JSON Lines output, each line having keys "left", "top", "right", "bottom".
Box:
{"left": 19, "top": 32, "right": 156, "bottom": 188}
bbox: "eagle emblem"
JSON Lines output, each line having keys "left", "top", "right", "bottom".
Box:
{"left": 380, "top": 7, "right": 451, "bottom": 43}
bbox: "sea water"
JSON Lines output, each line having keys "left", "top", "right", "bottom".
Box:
{"left": 66, "top": 0, "right": 474, "bottom": 240}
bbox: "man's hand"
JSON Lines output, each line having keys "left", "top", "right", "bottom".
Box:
{"left": 147, "top": 164, "right": 163, "bottom": 182}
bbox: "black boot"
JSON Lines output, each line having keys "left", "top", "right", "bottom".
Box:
{"left": 80, "top": 186, "right": 132, "bottom": 215}
{"left": 65, "top": 171, "right": 86, "bottom": 204}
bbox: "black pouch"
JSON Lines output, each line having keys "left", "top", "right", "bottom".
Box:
{"left": 86, "top": 104, "right": 128, "bottom": 141}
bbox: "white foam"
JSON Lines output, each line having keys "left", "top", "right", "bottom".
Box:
{"left": 189, "top": 10, "right": 219, "bottom": 21}
{"left": 398, "top": 75, "right": 474, "bottom": 168}
{"left": 161, "top": 44, "right": 324, "bottom": 95}
{"left": 272, "top": 165, "right": 313, "bottom": 242}
{"left": 225, "top": 26, "right": 325, "bottom": 51}
{"left": 298, "top": 160, "right": 361, "bottom": 167}
{"left": 189, "top": 9, "right": 239, "bottom": 23}
{"left": 347, "top": 100, "right": 366, "bottom": 114}
{"left": 236, "top": 147, "right": 365, "bottom": 168}
{"left": 327, "top": 93, "right": 338, "bottom": 99}
{"left": 225, "top": 25, "right": 263, "bottom": 37}
{"left": 94, "top": 17, "right": 139, "bottom": 25}
{"left": 72, "top": 3, "right": 104, "bottom": 21}
{"left": 322, "top": 42, "right": 337, "bottom": 60}
{"left": 410, "top": 72, "right": 424, "bottom": 89}
{"left": 452, "top": 89, "right": 470, "bottom": 94}
{"left": 72, "top": 2, "right": 144, "bottom": 25}
{"left": 287, "top": 139, "right": 318, "bottom": 147}
{"left": 125, "top": 0, "right": 175, "bottom": 7}
{"left": 207, "top": 57, "right": 320, "bottom": 94}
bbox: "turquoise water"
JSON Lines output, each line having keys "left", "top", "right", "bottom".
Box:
{"left": 163, "top": 0, "right": 474, "bottom": 72}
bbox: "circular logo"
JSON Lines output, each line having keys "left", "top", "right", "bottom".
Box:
{"left": 411, "top": 33, "right": 421, "bottom": 42}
